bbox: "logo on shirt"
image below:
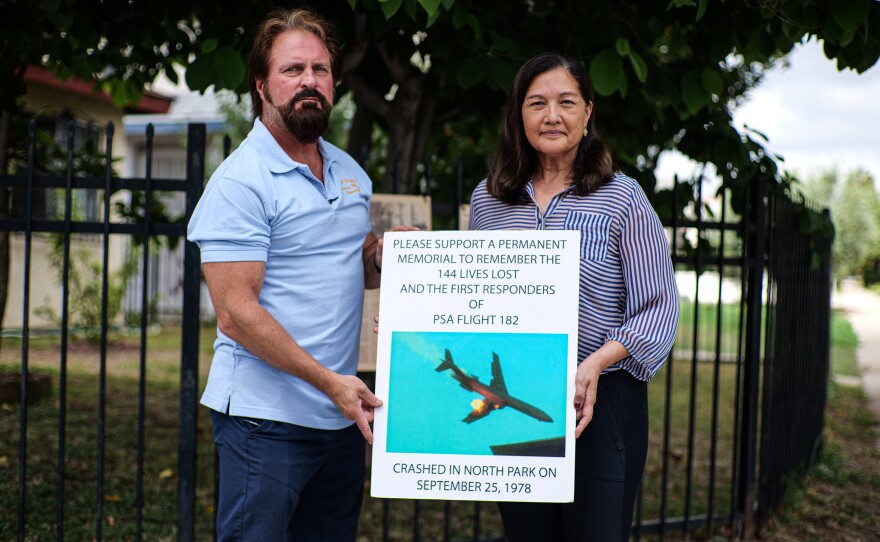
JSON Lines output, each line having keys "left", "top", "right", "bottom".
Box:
{"left": 341, "top": 179, "right": 361, "bottom": 195}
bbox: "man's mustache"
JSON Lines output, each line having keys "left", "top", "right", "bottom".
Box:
{"left": 289, "top": 88, "right": 330, "bottom": 108}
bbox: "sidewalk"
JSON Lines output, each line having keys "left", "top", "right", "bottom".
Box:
{"left": 830, "top": 279, "right": 880, "bottom": 449}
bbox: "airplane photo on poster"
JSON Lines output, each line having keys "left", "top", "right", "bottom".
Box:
{"left": 436, "top": 349, "right": 553, "bottom": 424}
{"left": 385, "top": 331, "right": 568, "bottom": 457}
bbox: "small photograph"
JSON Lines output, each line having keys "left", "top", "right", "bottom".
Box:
{"left": 386, "top": 331, "right": 568, "bottom": 456}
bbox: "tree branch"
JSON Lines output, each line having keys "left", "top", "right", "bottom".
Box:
{"left": 376, "top": 42, "right": 408, "bottom": 83}
{"left": 341, "top": 13, "right": 369, "bottom": 77}
{"left": 343, "top": 72, "right": 393, "bottom": 120}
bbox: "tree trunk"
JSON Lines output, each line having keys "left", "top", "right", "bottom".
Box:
{"left": 346, "top": 93, "right": 374, "bottom": 166}
{"left": 342, "top": 43, "right": 436, "bottom": 196}
{"left": 380, "top": 75, "right": 435, "bottom": 195}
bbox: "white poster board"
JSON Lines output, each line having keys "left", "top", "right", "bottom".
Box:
{"left": 371, "top": 230, "right": 580, "bottom": 502}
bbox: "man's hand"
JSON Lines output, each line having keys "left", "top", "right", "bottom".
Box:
{"left": 326, "top": 373, "right": 383, "bottom": 444}
{"left": 375, "top": 225, "right": 420, "bottom": 271}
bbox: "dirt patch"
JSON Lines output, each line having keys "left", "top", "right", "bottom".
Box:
{"left": 0, "top": 371, "right": 52, "bottom": 403}
{"left": 760, "top": 384, "right": 880, "bottom": 541}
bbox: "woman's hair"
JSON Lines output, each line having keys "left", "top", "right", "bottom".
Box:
{"left": 248, "top": 8, "right": 342, "bottom": 119}
{"left": 487, "top": 52, "right": 616, "bottom": 203}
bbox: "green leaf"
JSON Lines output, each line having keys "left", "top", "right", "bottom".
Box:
{"left": 403, "top": 0, "right": 418, "bottom": 20}
{"left": 347, "top": 0, "right": 358, "bottom": 8}
{"left": 492, "top": 36, "right": 519, "bottom": 54}
{"left": 106, "top": 81, "right": 128, "bottom": 108}
{"left": 839, "top": 28, "right": 857, "bottom": 47}
{"left": 441, "top": 0, "right": 455, "bottom": 8}
{"left": 831, "top": 0, "right": 870, "bottom": 33}
{"left": 417, "top": 0, "right": 442, "bottom": 17}
{"left": 798, "top": 207, "right": 823, "bottom": 234}
{"left": 109, "top": 79, "right": 143, "bottom": 108}
{"left": 782, "top": 21, "right": 806, "bottom": 43}
{"left": 681, "top": 71, "right": 706, "bottom": 115}
{"left": 380, "top": 0, "right": 404, "bottom": 19}
{"left": 457, "top": 57, "right": 485, "bottom": 89}
{"left": 627, "top": 50, "right": 648, "bottom": 83}
{"left": 426, "top": 6, "right": 441, "bottom": 27}
{"left": 213, "top": 46, "right": 246, "bottom": 90}
{"left": 696, "top": 0, "right": 708, "bottom": 21}
{"left": 821, "top": 16, "right": 845, "bottom": 47}
{"left": 163, "top": 66, "right": 179, "bottom": 85}
{"left": 126, "top": 79, "right": 145, "bottom": 106}
{"left": 615, "top": 38, "right": 630, "bottom": 56}
{"left": 743, "top": 124, "right": 769, "bottom": 142}
{"left": 201, "top": 38, "right": 218, "bottom": 54}
{"left": 701, "top": 68, "right": 723, "bottom": 96}
{"left": 452, "top": 9, "right": 481, "bottom": 41}
{"left": 40, "top": 0, "right": 73, "bottom": 29}
{"left": 487, "top": 58, "right": 515, "bottom": 91}
{"left": 185, "top": 53, "right": 214, "bottom": 92}
{"left": 666, "top": 0, "right": 696, "bottom": 11}
{"left": 590, "top": 49, "right": 624, "bottom": 96}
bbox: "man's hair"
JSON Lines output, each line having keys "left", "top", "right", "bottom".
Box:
{"left": 487, "top": 52, "right": 616, "bottom": 203}
{"left": 248, "top": 8, "right": 342, "bottom": 119}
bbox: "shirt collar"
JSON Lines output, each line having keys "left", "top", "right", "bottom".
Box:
{"left": 248, "top": 118, "right": 336, "bottom": 175}
{"left": 523, "top": 179, "right": 575, "bottom": 199}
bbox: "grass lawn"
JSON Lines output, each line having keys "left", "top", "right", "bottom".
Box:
{"left": 0, "top": 326, "right": 217, "bottom": 541}
{"left": 1, "top": 306, "right": 875, "bottom": 540}
{"left": 761, "top": 311, "right": 880, "bottom": 541}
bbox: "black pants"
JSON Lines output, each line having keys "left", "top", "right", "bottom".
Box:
{"left": 498, "top": 369, "right": 649, "bottom": 542}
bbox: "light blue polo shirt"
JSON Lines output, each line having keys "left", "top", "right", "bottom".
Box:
{"left": 187, "top": 119, "right": 372, "bottom": 430}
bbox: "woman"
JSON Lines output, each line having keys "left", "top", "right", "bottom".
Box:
{"left": 469, "top": 52, "right": 679, "bottom": 541}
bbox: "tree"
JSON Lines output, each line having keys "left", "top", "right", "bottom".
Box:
{"left": 803, "top": 167, "right": 880, "bottom": 283}
{"left": 3, "top": 1, "right": 880, "bottom": 190}
{"left": 1, "top": 0, "right": 880, "bottom": 324}
{"left": 831, "top": 169, "right": 880, "bottom": 282}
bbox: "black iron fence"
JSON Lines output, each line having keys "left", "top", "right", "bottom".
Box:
{"left": 1, "top": 121, "right": 204, "bottom": 541}
{"left": 0, "top": 122, "right": 832, "bottom": 541}
{"left": 758, "top": 187, "right": 833, "bottom": 527}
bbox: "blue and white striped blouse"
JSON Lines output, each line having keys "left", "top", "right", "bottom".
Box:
{"left": 468, "top": 173, "right": 679, "bottom": 381}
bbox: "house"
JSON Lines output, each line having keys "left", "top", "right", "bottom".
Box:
{"left": 3, "top": 65, "right": 172, "bottom": 330}
{"left": 120, "top": 86, "right": 232, "bottom": 322}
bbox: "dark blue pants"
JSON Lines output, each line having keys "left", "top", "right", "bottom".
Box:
{"left": 211, "top": 410, "right": 365, "bottom": 542}
{"left": 497, "top": 369, "right": 649, "bottom": 542}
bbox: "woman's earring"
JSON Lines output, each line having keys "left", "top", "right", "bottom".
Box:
{"left": 583, "top": 127, "right": 589, "bottom": 137}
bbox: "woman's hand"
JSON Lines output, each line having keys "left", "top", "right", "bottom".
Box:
{"left": 573, "top": 359, "right": 601, "bottom": 438}
{"left": 573, "top": 340, "right": 630, "bottom": 438}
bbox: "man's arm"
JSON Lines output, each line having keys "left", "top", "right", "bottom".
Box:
{"left": 202, "top": 261, "right": 381, "bottom": 443}
{"left": 363, "top": 232, "right": 381, "bottom": 289}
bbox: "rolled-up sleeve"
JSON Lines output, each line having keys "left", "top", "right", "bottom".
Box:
{"left": 605, "top": 186, "right": 679, "bottom": 380}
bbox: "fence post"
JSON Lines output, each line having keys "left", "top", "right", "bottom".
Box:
{"left": 178, "top": 123, "right": 205, "bottom": 541}
{"left": 737, "top": 175, "right": 767, "bottom": 539}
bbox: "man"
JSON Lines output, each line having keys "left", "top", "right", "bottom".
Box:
{"left": 187, "top": 8, "right": 384, "bottom": 541}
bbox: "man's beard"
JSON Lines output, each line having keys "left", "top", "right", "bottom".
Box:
{"left": 266, "top": 86, "right": 332, "bottom": 144}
